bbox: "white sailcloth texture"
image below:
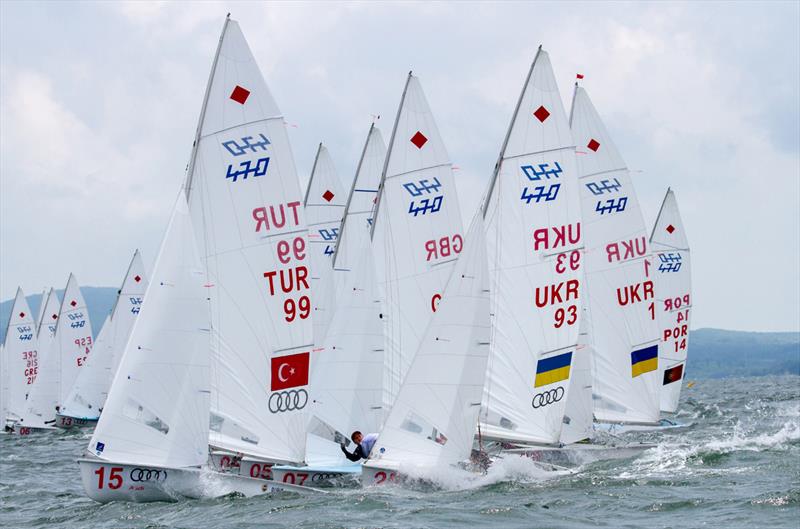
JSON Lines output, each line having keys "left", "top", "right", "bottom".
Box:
{"left": 54, "top": 274, "right": 94, "bottom": 407}
{"left": 650, "top": 189, "right": 692, "bottom": 414}
{"left": 308, "top": 124, "right": 387, "bottom": 464}
{"left": 368, "top": 216, "right": 490, "bottom": 469}
{"left": 25, "top": 288, "right": 60, "bottom": 424}
{"left": 304, "top": 143, "right": 346, "bottom": 346}
{"left": 481, "top": 49, "right": 584, "bottom": 445}
{"left": 186, "top": 18, "right": 313, "bottom": 464}
{"left": 570, "top": 85, "right": 660, "bottom": 425}
{"left": 88, "top": 196, "right": 210, "bottom": 468}
{"left": 60, "top": 251, "right": 148, "bottom": 420}
{"left": 372, "top": 73, "right": 465, "bottom": 413}
{"left": 559, "top": 306, "right": 595, "bottom": 444}
{"left": 3, "top": 289, "right": 39, "bottom": 421}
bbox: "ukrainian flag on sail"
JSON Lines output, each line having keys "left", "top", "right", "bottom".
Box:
{"left": 534, "top": 351, "right": 572, "bottom": 388}
{"left": 630, "top": 345, "right": 658, "bottom": 378}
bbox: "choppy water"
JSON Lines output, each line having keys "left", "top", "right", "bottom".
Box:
{"left": 1, "top": 375, "right": 798, "bottom": 528}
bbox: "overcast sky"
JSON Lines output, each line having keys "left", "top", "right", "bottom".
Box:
{"left": 1, "top": 1, "right": 798, "bottom": 332}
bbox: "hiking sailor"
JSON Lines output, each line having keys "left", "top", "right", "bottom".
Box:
{"left": 340, "top": 430, "right": 378, "bottom": 462}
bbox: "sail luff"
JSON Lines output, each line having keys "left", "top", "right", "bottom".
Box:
{"left": 370, "top": 72, "right": 412, "bottom": 240}
{"left": 184, "top": 15, "right": 232, "bottom": 199}
{"left": 482, "top": 46, "right": 542, "bottom": 218}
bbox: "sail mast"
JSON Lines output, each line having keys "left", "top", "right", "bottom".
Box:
{"left": 482, "top": 46, "right": 542, "bottom": 217}
{"left": 303, "top": 143, "right": 324, "bottom": 206}
{"left": 184, "top": 15, "right": 231, "bottom": 199}
{"left": 370, "top": 71, "right": 412, "bottom": 240}
{"left": 332, "top": 123, "right": 374, "bottom": 268}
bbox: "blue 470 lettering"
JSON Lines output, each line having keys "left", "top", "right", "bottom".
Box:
{"left": 520, "top": 162, "right": 562, "bottom": 205}
{"left": 585, "top": 178, "right": 622, "bottom": 195}
{"left": 129, "top": 297, "right": 143, "bottom": 314}
{"left": 658, "top": 252, "right": 682, "bottom": 272}
{"left": 226, "top": 157, "right": 270, "bottom": 183}
{"left": 595, "top": 197, "right": 627, "bottom": 215}
{"left": 222, "top": 134, "right": 270, "bottom": 156}
{"left": 404, "top": 177, "right": 444, "bottom": 217}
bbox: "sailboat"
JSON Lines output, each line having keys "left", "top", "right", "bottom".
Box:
{"left": 79, "top": 195, "right": 316, "bottom": 501}
{"left": 182, "top": 16, "right": 326, "bottom": 479}
{"left": 301, "top": 123, "right": 387, "bottom": 476}
{"left": 19, "top": 288, "right": 61, "bottom": 430}
{"left": 2, "top": 288, "right": 42, "bottom": 434}
{"left": 57, "top": 250, "right": 148, "bottom": 427}
{"left": 304, "top": 143, "right": 346, "bottom": 347}
{"left": 480, "top": 47, "right": 586, "bottom": 452}
{"left": 363, "top": 215, "right": 491, "bottom": 484}
{"left": 650, "top": 189, "right": 692, "bottom": 415}
{"left": 371, "top": 72, "right": 465, "bottom": 416}
{"left": 569, "top": 83, "right": 662, "bottom": 431}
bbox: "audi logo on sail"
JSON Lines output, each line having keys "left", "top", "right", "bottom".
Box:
{"left": 531, "top": 386, "right": 564, "bottom": 409}
{"left": 130, "top": 468, "right": 168, "bottom": 482}
{"left": 268, "top": 389, "right": 308, "bottom": 413}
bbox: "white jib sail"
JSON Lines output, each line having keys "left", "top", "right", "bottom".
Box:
{"left": 3, "top": 288, "right": 39, "bottom": 421}
{"left": 34, "top": 289, "right": 48, "bottom": 330}
{"left": 480, "top": 48, "right": 585, "bottom": 445}
{"left": 368, "top": 215, "right": 490, "bottom": 470}
{"left": 372, "top": 73, "right": 465, "bottom": 414}
{"left": 186, "top": 18, "right": 313, "bottom": 464}
{"left": 570, "top": 84, "right": 660, "bottom": 425}
{"left": 25, "top": 287, "right": 60, "bottom": 424}
{"left": 559, "top": 306, "right": 595, "bottom": 444}
{"left": 88, "top": 195, "right": 210, "bottom": 468}
{"left": 304, "top": 143, "right": 346, "bottom": 346}
{"left": 54, "top": 274, "right": 94, "bottom": 409}
{"left": 307, "top": 124, "right": 387, "bottom": 465}
{"left": 650, "top": 189, "right": 691, "bottom": 414}
{"left": 0, "top": 343, "right": 6, "bottom": 423}
{"left": 60, "top": 250, "right": 148, "bottom": 420}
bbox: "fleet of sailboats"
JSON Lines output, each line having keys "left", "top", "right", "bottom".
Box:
{"left": 0, "top": 15, "right": 694, "bottom": 501}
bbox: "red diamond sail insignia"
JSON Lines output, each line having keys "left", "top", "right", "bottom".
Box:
{"left": 533, "top": 105, "right": 550, "bottom": 123}
{"left": 134, "top": 275, "right": 141, "bottom": 283}
{"left": 70, "top": 300, "right": 77, "bottom": 307}
{"left": 322, "top": 190, "right": 334, "bottom": 202}
{"left": 587, "top": 139, "right": 600, "bottom": 152}
{"left": 666, "top": 224, "right": 675, "bottom": 234}
{"left": 410, "top": 131, "right": 428, "bottom": 149}
{"left": 19, "top": 312, "right": 25, "bottom": 318}
{"left": 230, "top": 85, "right": 251, "bottom": 105}
{"left": 52, "top": 314, "right": 58, "bottom": 320}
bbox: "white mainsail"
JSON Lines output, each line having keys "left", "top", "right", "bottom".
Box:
{"left": 53, "top": 274, "right": 94, "bottom": 409}
{"left": 559, "top": 306, "right": 595, "bottom": 444}
{"left": 372, "top": 73, "right": 465, "bottom": 413}
{"left": 304, "top": 143, "right": 346, "bottom": 346}
{"left": 3, "top": 288, "right": 39, "bottom": 421}
{"left": 367, "top": 215, "right": 490, "bottom": 470}
{"left": 307, "top": 124, "right": 386, "bottom": 464}
{"left": 88, "top": 196, "right": 210, "bottom": 468}
{"left": 60, "top": 250, "right": 148, "bottom": 420}
{"left": 650, "top": 189, "right": 692, "bottom": 414}
{"left": 34, "top": 289, "right": 48, "bottom": 329}
{"left": 25, "top": 287, "right": 60, "bottom": 423}
{"left": 480, "top": 48, "right": 585, "bottom": 445}
{"left": 185, "top": 18, "right": 313, "bottom": 464}
{"left": 570, "top": 84, "right": 660, "bottom": 425}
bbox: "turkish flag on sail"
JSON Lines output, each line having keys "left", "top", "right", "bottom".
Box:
{"left": 270, "top": 352, "right": 310, "bottom": 391}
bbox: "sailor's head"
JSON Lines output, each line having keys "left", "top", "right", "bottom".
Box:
{"left": 351, "top": 431, "right": 363, "bottom": 444}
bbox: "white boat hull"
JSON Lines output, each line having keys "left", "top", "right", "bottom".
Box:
{"left": 501, "top": 442, "right": 656, "bottom": 466}
{"left": 7, "top": 424, "right": 58, "bottom": 436}
{"left": 594, "top": 418, "right": 690, "bottom": 435}
{"left": 78, "top": 458, "right": 325, "bottom": 503}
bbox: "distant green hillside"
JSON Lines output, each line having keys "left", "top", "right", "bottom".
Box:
{"left": 0, "top": 287, "right": 118, "bottom": 342}
{"left": 687, "top": 328, "right": 800, "bottom": 379}
{"left": 1, "top": 291, "right": 798, "bottom": 379}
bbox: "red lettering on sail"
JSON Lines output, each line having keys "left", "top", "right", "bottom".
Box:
{"left": 606, "top": 236, "right": 647, "bottom": 263}
{"left": 252, "top": 201, "right": 302, "bottom": 232}
{"left": 424, "top": 234, "right": 463, "bottom": 261}
{"left": 532, "top": 223, "right": 581, "bottom": 252}
{"left": 535, "top": 279, "right": 580, "bottom": 308}
{"left": 616, "top": 280, "right": 654, "bottom": 306}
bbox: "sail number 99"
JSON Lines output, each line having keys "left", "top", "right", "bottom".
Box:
{"left": 284, "top": 296, "right": 310, "bottom": 322}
